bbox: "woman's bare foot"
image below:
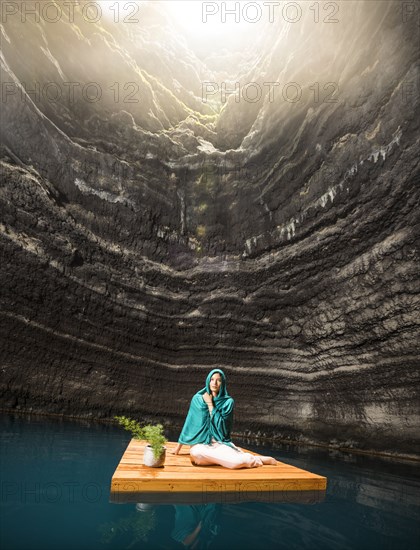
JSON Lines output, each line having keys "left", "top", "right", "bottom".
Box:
{"left": 261, "top": 456, "right": 277, "bottom": 465}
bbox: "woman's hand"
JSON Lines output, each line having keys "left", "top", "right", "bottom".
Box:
{"left": 202, "top": 392, "right": 213, "bottom": 406}
{"left": 171, "top": 443, "right": 183, "bottom": 455}
{"left": 203, "top": 392, "right": 215, "bottom": 416}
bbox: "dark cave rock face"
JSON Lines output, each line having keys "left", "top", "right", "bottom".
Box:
{"left": 0, "top": 1, "right": 419, "bottom": 457}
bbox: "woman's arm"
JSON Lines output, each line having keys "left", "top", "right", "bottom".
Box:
{"left": 209, "top": 397, "right": 234, "bottom": 441}
{"left": 171, "top": 443, "right": 183, "bottom": 455}
{"left": 202, "top": 392, "right": 214, "bottom": 415}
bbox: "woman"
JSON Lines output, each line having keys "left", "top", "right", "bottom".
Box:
{"left": 172, "top": 369, "right": 277, "bottom": 469}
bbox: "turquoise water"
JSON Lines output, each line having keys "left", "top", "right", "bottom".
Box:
{"left": 0, "top": 413, "right": 419, "bottom": 550}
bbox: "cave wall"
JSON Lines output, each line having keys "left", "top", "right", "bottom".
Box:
{"left": 0, "top": 0, "right": 419, "bottom": 458}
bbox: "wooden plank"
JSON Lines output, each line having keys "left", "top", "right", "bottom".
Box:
{"left": 110, "top": 439, "right": 327, "bottom": 503}
{"left": 113, "top": 472, "right": 323, "bottom": 482}
{"left": 112, "top": 478, "right": 325, "bottom": 490}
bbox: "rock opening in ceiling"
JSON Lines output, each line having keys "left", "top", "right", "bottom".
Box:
{"left": 0, "top": 0, "right": 417, "bottom": 266}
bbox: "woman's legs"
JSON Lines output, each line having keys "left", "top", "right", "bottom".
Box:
{"left": 190, "top": 443, "right": 276, "bottom": 469}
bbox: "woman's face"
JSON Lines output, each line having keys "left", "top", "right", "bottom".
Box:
{"left": 209, "top": 372, "right": 222, "bottom": 395}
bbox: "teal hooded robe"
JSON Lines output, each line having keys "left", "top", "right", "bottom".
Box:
{"left": 178, "top": 369, "right": 236, "bottom": 449}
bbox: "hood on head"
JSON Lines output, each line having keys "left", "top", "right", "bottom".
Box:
{"left": 205, "top": 369, "right": 227, "bottom": 397}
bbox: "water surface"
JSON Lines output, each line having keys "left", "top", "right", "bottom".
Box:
{"left": 1, "top": 413, "right": 419, "bottom": 549}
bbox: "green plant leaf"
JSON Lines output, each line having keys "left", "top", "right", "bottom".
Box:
{"left": 114, "top": 416, "right": 167, "bottom": 457}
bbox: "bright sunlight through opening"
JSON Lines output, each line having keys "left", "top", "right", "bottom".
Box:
{"left": 98, "top": 1, "right": 255, "bottom": 44}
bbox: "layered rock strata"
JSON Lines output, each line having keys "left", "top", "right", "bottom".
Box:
{"left": 0, "top": 1, "right": 419, "bottom": 457}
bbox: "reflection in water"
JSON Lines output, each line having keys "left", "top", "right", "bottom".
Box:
{"left": 171, "top": 504, "right": 220, "bottom": 549}
{"left": 98, "top": 503, "right": 220, "bottom": 549}
{"left": 110, "top": 488, "right": 326, "bottom": 505}
{"left": 99, "top": 505, "right": 157, "bottom": 547}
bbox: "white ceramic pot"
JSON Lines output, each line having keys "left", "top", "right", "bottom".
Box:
{"left": 143, "top": 444, "right": 166, "bottom": 467}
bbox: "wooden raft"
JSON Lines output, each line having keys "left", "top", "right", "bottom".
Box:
{"left": 110, "top": 440, "right": 327, "bottom": 504}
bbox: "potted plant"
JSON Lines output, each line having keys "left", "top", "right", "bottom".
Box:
{"left": 114, "top": 416, "right": 167, "bottom": 467}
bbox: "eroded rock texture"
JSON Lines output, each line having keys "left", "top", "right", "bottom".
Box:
{"left": 0, "top": 1, "right": 419, "bottom": 457}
